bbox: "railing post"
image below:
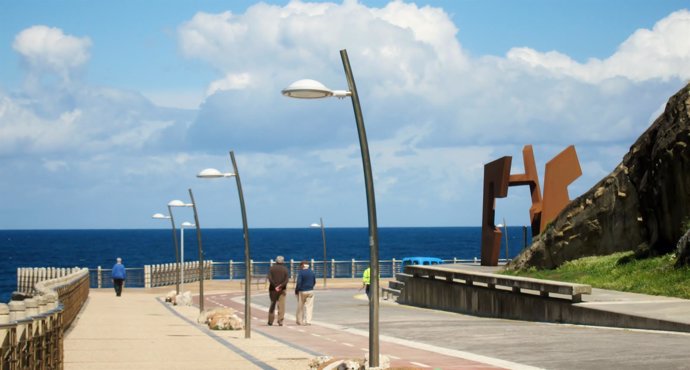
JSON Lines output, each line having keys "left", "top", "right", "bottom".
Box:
{"left": 0, "top": 303, "right": 8, "bottom": 344}
{"left": 144, "top": 265, "right": 151, "bottom": 288}
{"left": 97, "top": 266, "right": 102, "bottom": 288}
{"left": 24, "top": 299, "right": 38, "bottom": 317}
{"left": 229, "top": 260, "right": 233, "bottom": 280}
{"left": 331, "top": 259, "right": 336, "bottom": 279}
{"left": 392, "top": 258, "right": 397, "bottom": 275}
{"left": 250, "top": 259, "right": 255, "bottom": 278}
{"left": 352, "top": 259, "right": 355, "bottom": 278}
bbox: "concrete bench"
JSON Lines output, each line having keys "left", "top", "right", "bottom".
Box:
{"left": 405, "top": 265, "right": 591, "bottom": 302}
{"left": 239, "top": 277, "right": 267, "bottom": 290}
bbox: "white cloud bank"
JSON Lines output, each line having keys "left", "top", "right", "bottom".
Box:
{"left": 2, "top": 2, "right": 690, "bottom": 229}
{"left": 13, "top": 25, "right": 92, "bottom": 82}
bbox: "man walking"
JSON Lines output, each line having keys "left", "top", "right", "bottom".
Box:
{"left": 112, "top": 257, "right": 126, "bottom": 297}
{"left": 267, "top": 255, "right": 289, "bottom": 326}
{"left": 295, "top": 261, "right": 316, "bottom": 325}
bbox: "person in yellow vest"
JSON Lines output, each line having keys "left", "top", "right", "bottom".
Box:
{"left": 360, "top": 267, "right": 371, "bottom": 300}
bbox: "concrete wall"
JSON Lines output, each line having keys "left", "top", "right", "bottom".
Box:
{"left": 398, "top": 275, "right": 690, "bottom": 333}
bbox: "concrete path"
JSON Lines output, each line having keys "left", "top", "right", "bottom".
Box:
{"left": 64, "top": 288, "right": 314, "bottom": 369}
{"left": 64, "top": 279, "right": 690, "bottom": 370}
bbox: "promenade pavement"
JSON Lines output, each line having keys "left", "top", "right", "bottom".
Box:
{"left": 64, "top": 278, "right": 690, "bottom": 370}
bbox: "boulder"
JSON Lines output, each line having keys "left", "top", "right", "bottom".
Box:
{"left": 164, "top": 290, "right": 177, "bottom": 303}
{"left": 510, "top": 83, "right": 690, "bottom": 269}
{"left": 175, "top": 291, "right": 192, "bottom": 306}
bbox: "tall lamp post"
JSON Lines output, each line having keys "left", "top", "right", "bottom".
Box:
{"left": 310, "top": 218, "right": 328, "bottom": 288}
{"left": 152, "top": 210, "right": 180, "bottom": 295}
{"left": 169, "top": 199, "right": 204, "bottom": 313}
{"left": 180, "top": 221, "right": 195, "bottom": 292}
{"left": 197, "top": 150, "right": 252, "bottom": 339}
{"left": 282, "top": 49, "right": 380, "bottom": 366}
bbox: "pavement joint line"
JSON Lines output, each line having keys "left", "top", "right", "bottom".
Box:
{"left": 343, "top": 343, "right": 354, "bottom": 347}
{"left": 410, "top": 361, "right": 431, "bottom": 368}
{"left": 540, "top": 321, "right": 690, "bottom": 336}
{"left": 155, "top": 297, "right": 278, "bottom": 370}
{"left": 251, "top": 325, "right": 324, "bottom": 357}
{"left": 311, "top": 333, "right": 322, "bottom": 337}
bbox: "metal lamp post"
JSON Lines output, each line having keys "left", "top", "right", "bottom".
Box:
{"left": 197, "top": 150, "right": 252, "bottom": 339}
{"left": 169, "top": 199, "right": 205, "bottom": 313}
{"left": 282, "top": 49, "right": 380, "bottom": 366}
{"left": 310, "top": 218, "right": 328, "bottom": 288}
{"left": 180, "top": 221, "right": 195, "bottom": 292}
{"left": 152, "top": 210, "right": 180, "bottom": 295}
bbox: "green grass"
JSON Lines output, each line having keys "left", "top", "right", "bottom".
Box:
{"left": 503, "top": 252, "right": 690, "bottom": 299}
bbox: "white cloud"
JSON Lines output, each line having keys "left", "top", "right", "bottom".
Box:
{"left": 12, "top": 25, "right": 91, "bottom": 81}
{"left": 3, "top": 2, "right": 690, "bottom": 229}
{"left": 506, "top": 9, "right": 690, "bottom": 83}
{"left": 206, "top": 72, "right": 252, "bottom": 96}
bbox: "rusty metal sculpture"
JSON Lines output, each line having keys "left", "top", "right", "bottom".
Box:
{"left": 480, "top": 145, "right": 581, "bottom": 266}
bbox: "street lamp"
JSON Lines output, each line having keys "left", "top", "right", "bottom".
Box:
{"left": 497, "top": 218, "right": 509, "bottom": 262}
{"left": 168, "top": 199, "right": 205, "bottom": 313}
{"left": 310, "top": 218, "right": 328, "bottom": 288}
{"left": 151, "top": 211, "right": 180, "bottom": 295}
{"left": 197, "top": 150, "right": 252, "bottom": 339}
{"left": 282, "top": 49, "right": 381, "bottom": 366}
{"left": 180, "top": 221, "right": 195, "bottom": 293}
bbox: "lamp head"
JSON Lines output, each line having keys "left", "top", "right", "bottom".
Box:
{"left": 197, "top": 168, "right": 235, "bottom": 178}
{"left": 168, "top": 199, "right": 193, "bottom": 207}
{"left": 152, "top": 213, "right": 170, "bottom": 219}
{"left": 180, "top": 221, "right": 195, "bottom": 228}
{"left": 309, "top": 223, "right": 321, "bottom": 228}
{"left": 282, "top": 79, "right": 350, "bottom": 99}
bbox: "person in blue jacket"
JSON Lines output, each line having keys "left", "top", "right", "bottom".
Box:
{"left": 112, "top": 257, "right": 126, "bottom": 297}
{"left": 294, "top": 260, "right": 316, "bottom": 325}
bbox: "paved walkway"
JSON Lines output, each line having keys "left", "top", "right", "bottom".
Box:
{"left": 64, "top": 279, "right": 690, "bottom": 369}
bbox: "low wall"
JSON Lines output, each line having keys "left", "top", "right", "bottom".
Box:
{"left": 398, "top": 274, "right": 690, "bottom": 333}
{"left": 1, "top": 268, "right": 90, "bottom": 369}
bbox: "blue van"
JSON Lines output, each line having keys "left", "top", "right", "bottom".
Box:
{"left": 401, "top": 257, "right": 444, "bottom": 267}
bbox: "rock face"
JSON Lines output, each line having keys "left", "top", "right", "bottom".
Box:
{"left": 510, "top": 83, "right": 690, "bottom": 270}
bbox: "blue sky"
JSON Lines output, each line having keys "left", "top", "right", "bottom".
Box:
{"left": 1, "top": 0, "right": 689, "bottom": 229}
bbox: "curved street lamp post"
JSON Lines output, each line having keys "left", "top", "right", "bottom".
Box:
{"left": 282, "top": 49, "right": 381, "bottom": 366}
{"left": 168, "top": 199, "right": 205, "bottom": 313}
{"left": 180, "top": 221, "right": 195, "bottom": 292}
{"left": 310, "top": 218, "right": 328, "bottom": 288}
{"left": 197, "top": 150, "right": 252, "bottom": 339}
{"left": 152, "top": 209, "right": 180, "bottom": 295}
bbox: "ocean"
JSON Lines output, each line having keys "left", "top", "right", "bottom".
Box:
{"left": 0, "top": 227, "right": 530, "bottom": 302}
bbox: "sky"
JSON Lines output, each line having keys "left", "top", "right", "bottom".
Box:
{"left": 1, "top": 0, "right": 690, "bottom": 230}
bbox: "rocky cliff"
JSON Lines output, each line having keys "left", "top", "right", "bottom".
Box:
{"left": 509, "top": 83, "right": 690, "bottom": 270}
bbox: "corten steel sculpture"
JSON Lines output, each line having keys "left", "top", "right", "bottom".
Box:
{"left": 481, "top": 157, "right": 512, "bottom": 266}
{"left": 540, "top": 145, "right": 582, "bottom": 231}
{"left": 508, "top": 145, "right": 542, "bottom": 237}
{"left": 480, "top": 145, "right": 581, "bottom": 266}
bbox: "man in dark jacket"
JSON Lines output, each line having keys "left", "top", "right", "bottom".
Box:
{"left": 266, "top": 255, "right": 289, "bottom": 326}
{"left": 295, "top": 260, "right": 316, "bottom": 325}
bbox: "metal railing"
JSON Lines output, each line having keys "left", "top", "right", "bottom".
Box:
{"left": 90, "top": 258, "right": 489, "bottom": 289}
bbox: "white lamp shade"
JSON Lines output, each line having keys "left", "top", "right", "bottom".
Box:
{"left": 197, "top": 168, "right": 234, "bottom": 178}
{"left": 152, "top": 213, "right": 170, "bottom": 219}
{"left": 310, "top": 223, "right": 321, "bottom": 228}
{"left": 282, "top": 79, "right": 334, "bottom": 99}
{"left": 168, "top": 199, "right": 192, "bottom": 207}
{"left": 181, "top": 221, "right": 195, "bottom": 228}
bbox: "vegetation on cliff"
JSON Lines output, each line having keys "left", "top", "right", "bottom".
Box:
{"left": 503, "top": 252, "right": 690, "bottom": 299}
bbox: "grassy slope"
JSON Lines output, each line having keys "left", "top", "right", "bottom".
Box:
{"left": 503, "top": 252, "right": 690, "bottom": 299}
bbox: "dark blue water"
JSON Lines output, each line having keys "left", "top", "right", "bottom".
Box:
{"left": 0, "top": 227, "right": 530, "bottom": 302}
